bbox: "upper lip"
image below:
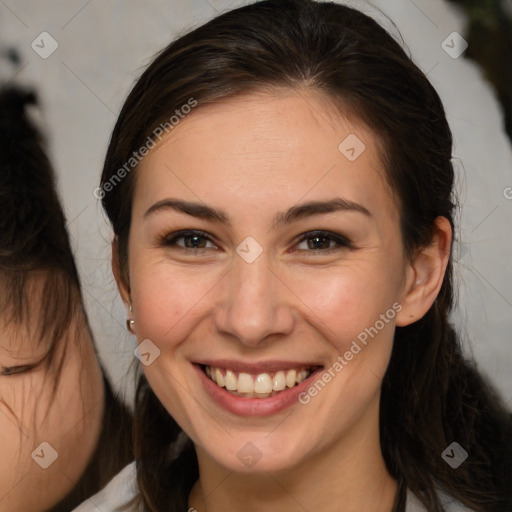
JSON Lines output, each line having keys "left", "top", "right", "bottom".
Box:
{"left": 195, "top": 360, "right": 323, "bottom": 374}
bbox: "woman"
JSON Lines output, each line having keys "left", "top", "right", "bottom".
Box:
{"left": 75, "top": 1, "right": 512, "bottom": 511}
{"left": 0, "top": 86, "right": 133, "bottom": 511}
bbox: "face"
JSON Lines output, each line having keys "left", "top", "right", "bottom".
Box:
{"left": 0, "top": 275, "right": 104, "bottom": 511}
{"left": 121, "top": 89, "right": 413, "bottom": 474}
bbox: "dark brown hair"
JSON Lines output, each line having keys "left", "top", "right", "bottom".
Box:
{"left": 99, "top": 1, "right": 512, "bottom": 511}
{"left": 0, "top": 86, "right": 134, "bottom": 511}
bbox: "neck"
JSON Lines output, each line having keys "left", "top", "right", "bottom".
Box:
{"left": 188, "top": 397, "right": 398, "bottom": 512}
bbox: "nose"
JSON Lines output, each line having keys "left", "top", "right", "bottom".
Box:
{"left": 212, "top": 251, "right": 295, "bottom": 347}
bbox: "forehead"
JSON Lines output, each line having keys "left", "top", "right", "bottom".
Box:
{"left": 133, "top": 89, "right": 396, "bottom": 223}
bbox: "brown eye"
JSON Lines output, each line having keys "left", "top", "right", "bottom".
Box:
{"left": 304, "top": 235, "right": 333, "bottom": 250}
{"left": 159, "top": 230, "right": 218, "bottom": 250}
{"left": 295, "top": 230, "right": 353, "bottom": 252}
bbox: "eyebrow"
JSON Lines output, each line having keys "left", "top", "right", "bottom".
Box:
{"left": 144, "top": 197, "right": 371, "bottom": 228}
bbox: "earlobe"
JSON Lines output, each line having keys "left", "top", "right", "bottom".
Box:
{"left": 396, "top": 216, "right": 452, "bottom": 327}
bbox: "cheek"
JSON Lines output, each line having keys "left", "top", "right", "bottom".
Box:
{"left": 130, "top": 253, "right": 403, "bottom": 352}
{"left": 0, "top": 376, "right": 62, "bottom": 509}
{"left": 0, "top": 385, "right": 25, "bottom": 476}
{"left": 0, "top": 356, "right": 103, "bottom": 510}
{"left": 288, "top": 262, "right": 401, "bottom": 349}
{"left": 130, "top": 258, "right": 222, "bottom": 345}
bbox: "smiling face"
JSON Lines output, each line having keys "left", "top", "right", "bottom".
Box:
{"left": 117, "top": 89, "right": 419, "bottom": 474}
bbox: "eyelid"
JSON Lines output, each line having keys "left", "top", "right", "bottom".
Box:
{"left": 0, "top": 357, "right": 46, "bottom": 377}
{"left": 1, "top": 364, "right": 34, "bottom": 376}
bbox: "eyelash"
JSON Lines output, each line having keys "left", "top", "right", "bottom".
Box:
{"left": 0, "top": 364, "right": 37, "bottom": 376}
{"left": 158, "top": 229, "right": 354, "bottom": 254}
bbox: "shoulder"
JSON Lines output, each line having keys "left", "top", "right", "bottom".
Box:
{"left": 72, "top": 462, "right": 138, "bottom": 512}
{"left": 406, "top": 488, "right": 474, "bottom": 512}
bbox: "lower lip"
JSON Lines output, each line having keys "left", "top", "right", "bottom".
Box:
{"left": 193, "top": 364, "right": 323, "bottom": 417}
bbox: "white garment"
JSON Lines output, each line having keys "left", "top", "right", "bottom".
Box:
{"left": 72, "top": 461, "right": 473, "bottom": 512}
{"left": 72, "top": 462, "right": 137, "bottom": 512}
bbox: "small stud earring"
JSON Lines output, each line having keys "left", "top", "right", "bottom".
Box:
{"left": 126, "top": 319, "right": 135, "bottom": 333}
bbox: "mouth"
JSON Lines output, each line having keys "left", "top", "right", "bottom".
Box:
{"left": 200, "top": 364, "right": 322, "bottom": 399}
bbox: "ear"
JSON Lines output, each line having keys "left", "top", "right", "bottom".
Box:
{"left": 395, "top": 216, "right": 452, "bottom": 327}
{"left": 112, "top": 237, "right": 131, "bottom": 310}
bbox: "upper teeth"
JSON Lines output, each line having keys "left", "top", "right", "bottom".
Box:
{"left": 205, "top": 366, "right": 311, "bottom": 395}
